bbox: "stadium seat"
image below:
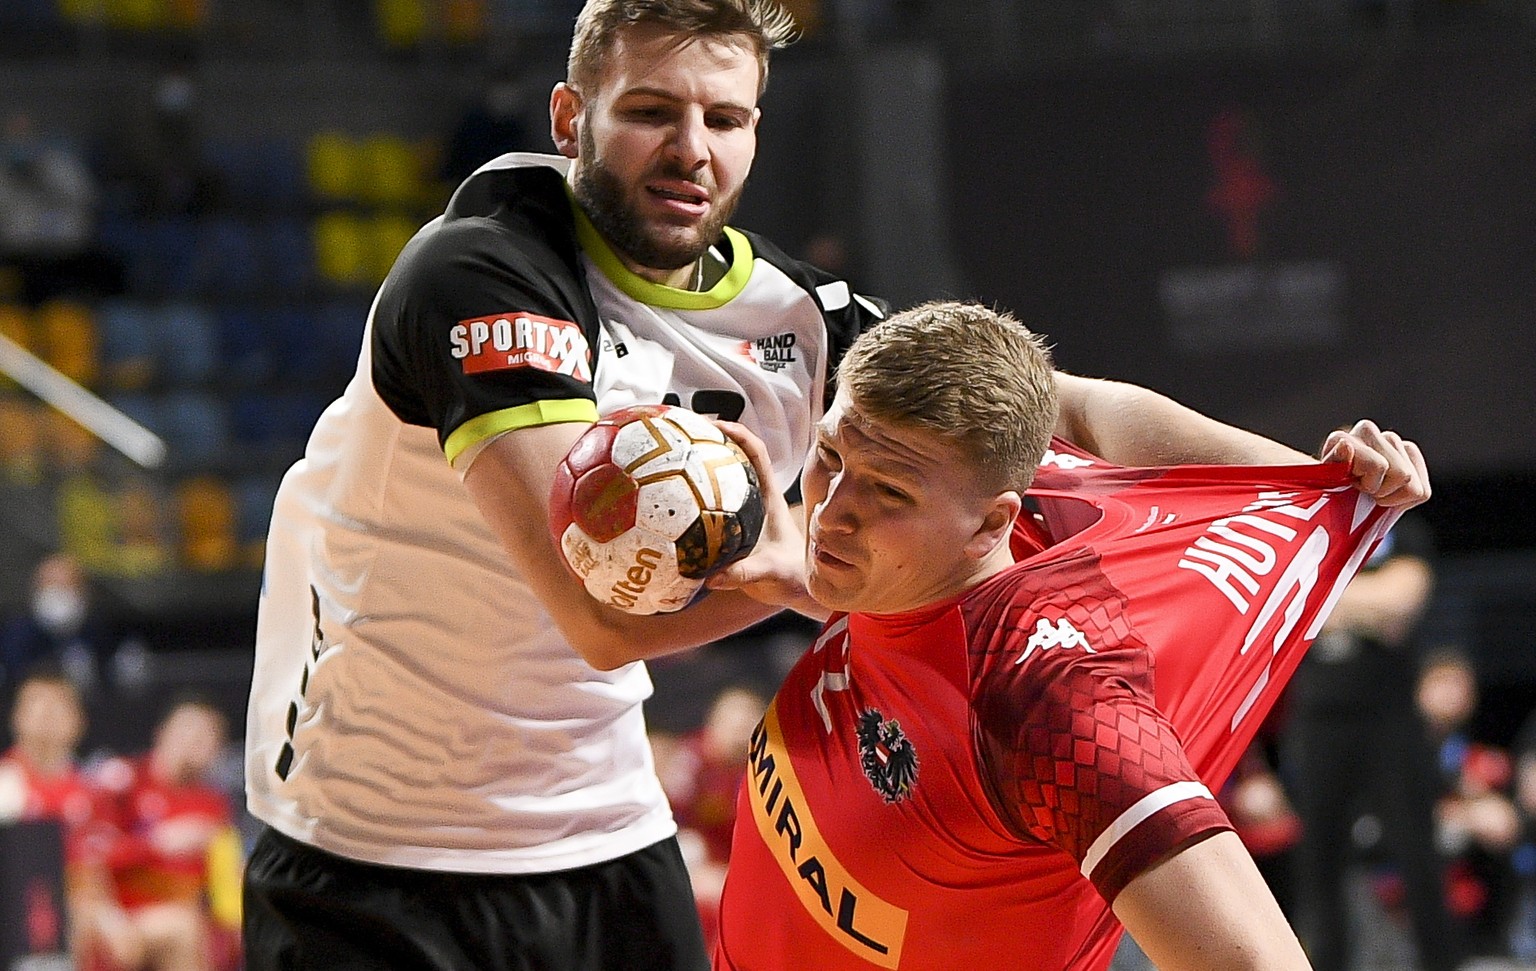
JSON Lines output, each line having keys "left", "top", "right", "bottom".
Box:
{"left": 35, "top": 298, "right": 98, "bottom": 386}
{"left": 374, "top": 0, "right": 428, "bottom": 48}
{"left": 0, "top": 303, "right": 36, "bottom": 393}
{"left": 156, "top": 302, "right": 220, "bottom": 386}
{"left": 214, "top": 304, "right": 274, "bottom": 383}
{"left": 313, "top": 210, "right": 370, "bottom": 287}
{"left": 54, "top": 472, "right": 123, "bottom": 573}
{"left": 161, "top": 390, "right": 230, "bottom": 464}
{"left": 195, "top": 217, "right": 265, "bottom": 296}
{"left": 162, "top": 0, "right": 204, "bottom": 29}
{"left": 142, "top": 216, "right": 202, "bottom": 297}
{"left": 357, "top": 133, "right": 421, "bottom": 208}
{"left": 264, "top": 216, "right": 316, "bottom": 295}
{"left": 54, "top": 0, "right": 106, "bottom": 26}
{"left": 306, "top": 131, "right": 361, "bottom": 203}
{"left": 234, "top": 473, "right": 280, "bottom": 566}
{"left": 96, "top": 298, "right": 157, "bottom": 389}
{"left": 101, "top": 0, "right": 164, "bottom": 31}
{"left": 176, "top": 475, "right": 239, "bottom": 571}
{"left": 0, "top": 397, "right": 45, "bottom": 485}
{"left": 443, "top": 0, "right": 487, "bottom": 44}
{"left": 43, "top": 407, "right": 102, "bottom": 473}
{"left": 366, "top": 210, "right": 421, "bottom": 284}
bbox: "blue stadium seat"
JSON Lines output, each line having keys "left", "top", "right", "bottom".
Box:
{"left": 195, "top": 217, "right": 264, "bottom": 296}
{"left": 96, "top": 298, "right": 158, "bottom": 388}
{"left": 233, "top": 473, "right": 281, "bottom": 546}
{"left": 214, "top": 305, "right": 274, "bottom": 383}
{"left": 264, "top": 217, "right": 316, "bottom": 296}
{"left": 160, "top": 389, "right": 231, "bottom": 463}
{"left": 156, "top": 302, "right": 220, "bottom": 385}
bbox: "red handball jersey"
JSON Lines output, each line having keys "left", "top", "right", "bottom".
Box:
{"left": 93, "top": 756, "right": 235, "bottom": 909}
{"left": 0, "top": 748, "right": 106, "bottom": 868}
{"left": 716, "top": 441, "right": 1399, "bottom": 971}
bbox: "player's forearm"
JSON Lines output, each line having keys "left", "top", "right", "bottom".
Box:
{"left": 1054, "top": 372, "right": 1311, "bottom": 467}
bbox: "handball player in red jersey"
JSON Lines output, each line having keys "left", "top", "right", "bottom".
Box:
{"left": 709, "top": 301, "right": 1430, "bottom": 971}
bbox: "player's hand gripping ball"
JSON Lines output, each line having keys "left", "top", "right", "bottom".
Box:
{"left": 550, "top": 405, "right": 766, "bottom": 614}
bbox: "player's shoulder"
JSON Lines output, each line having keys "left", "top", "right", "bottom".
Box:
{"left": 733, "top": 228, "right": 889, "bottom": 320}
{"left": 398, "top": 155, "right": 580, "bottom": 281}
{"left": 963, "top": 558, "right": 1148, "bottom": 681}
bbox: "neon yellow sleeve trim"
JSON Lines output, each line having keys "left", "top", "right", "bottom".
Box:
{"left": 443, "top": 398, "right": 599, "bottom": 465}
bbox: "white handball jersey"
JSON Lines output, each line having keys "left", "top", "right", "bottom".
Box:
{"left": 245, "top": 155, "right": 880, "bottom": 873}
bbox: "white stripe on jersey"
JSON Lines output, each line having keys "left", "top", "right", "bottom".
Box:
{"left": 1079, "top": 780, "right": 1216, "bottom": 881}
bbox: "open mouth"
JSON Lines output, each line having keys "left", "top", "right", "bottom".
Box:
{"left": 648, "top": 180, "right": 709, "bottom": 213}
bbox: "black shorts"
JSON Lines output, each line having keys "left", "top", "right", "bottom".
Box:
{"left": 243, "top": 827, "right": 709, "bottom": 971}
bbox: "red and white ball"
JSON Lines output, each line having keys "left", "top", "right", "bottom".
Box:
{"left": 550, "top": 404, "right": 765, "bottom": 615}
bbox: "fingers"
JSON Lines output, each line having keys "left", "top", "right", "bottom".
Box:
{"left": 714, "top": 420, "right": 780, "bottom": 494}
{"left": 1325, "top": 419, "right": 1431, "bottom": 509}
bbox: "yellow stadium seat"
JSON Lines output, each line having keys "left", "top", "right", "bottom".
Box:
{"left": 103, "top": 0, "right": 165, "bottom": 30}
{"left": 313, "top": 210, "right": 370, "bottom": 287}
{"left": 366, "top": 210, "right": 421, "bottom": 284}
{"left": 0, "top": 303, "right": 35, "bottom": 393}
{"left": 177, "top": 475, "right": 239, "bottom": 572}
{"left": 56, "top": 473, "right": 122, "bottom": 573}
{"left": 55, "top": 0, "right": 107, "bottom": 26}
{"left": 357, "top": 133, "right": 421, "bottom": 208}
{"left": 374, "top": 0, "right": 427, "bottom": 48}
{"left": 0, "top": 398, "right": 44, "bottom": 486}
{"left": 307, "top": 131, "right": 361, "bottom": 202}
{"left": 44, "top": 408, "right": 101, "bottom": 474}
{"left": 36, "top": 299, "right": 99, "bottom": 387}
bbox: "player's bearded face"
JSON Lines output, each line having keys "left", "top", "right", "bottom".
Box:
{"left": 574, "top": 110, "right": 748, "bottom": 273}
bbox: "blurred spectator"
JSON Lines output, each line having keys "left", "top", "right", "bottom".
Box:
{"left": 440, "top": 66, "right": 540, "bottom": 186}
{"left": 0, "top": 111, "right": 114, "bottom": 302}
{"left": 0, "top": 553, "right": 135, "bottom": 697}
{"left": 1418, "top": 650, "right": 1521, "bottom": 957}
{"left": 1507, "top": 714, "right": 1536, "bottom": 963}
{"left": 96, "top": 72, "right": 222, "bottom": 218}
{"left": 85, "top": 696, "right": 241, "bottom": 971}
{"left": 1280, "top": 512, "right": 1464, "bottom": 971}
{"left": 657, "top": 683, "right": 766, "bottom": 954}
{"left": 0, "top": 666, "right": 117, "bottom": 965}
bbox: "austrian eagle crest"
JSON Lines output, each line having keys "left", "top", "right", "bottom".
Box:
{"left": 856, "top": 709, "right": 919, "bottom": 803}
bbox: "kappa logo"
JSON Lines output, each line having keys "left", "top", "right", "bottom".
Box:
{"left": 449, "top": 312, "right": 592, "bottom": 379}
{"left": 1039, "top": 449, "right": 1095, "bottom": 471}
{"left": 1016, "top": 617, "right": 1094, "bottom": 665}
{"left": 856, "top": 709, "right": 918, "bottom": 804}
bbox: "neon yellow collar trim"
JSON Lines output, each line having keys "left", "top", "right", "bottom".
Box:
{"left": 570, "top": 196, "right": 754, "bottom": 309}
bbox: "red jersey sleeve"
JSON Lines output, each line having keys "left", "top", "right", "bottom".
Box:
{"left": 967, "top": 554, "right": 1232, "bottom": 902}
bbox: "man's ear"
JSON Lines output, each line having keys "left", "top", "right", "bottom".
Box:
{"left": 550, "top": 82, "right": 582, "bottom": 159}
{"left": 965, "top": 492, "right": 1022, "bottom": 561}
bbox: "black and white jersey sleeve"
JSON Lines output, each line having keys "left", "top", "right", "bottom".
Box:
{"left": 370, "top": 164, "right": 604, "bottom": 463}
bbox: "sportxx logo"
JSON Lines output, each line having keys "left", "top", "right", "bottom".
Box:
{"left": 1016, "top": 617, "right": 1093, "bottom": 665}
{"left": 449, "top": 312, "right": 591, "bottom": 380}
{"left": 1039, "top": 449, "right": 1095, "bottom": 471}
{"left": 747, "top": 703, "right": 909, "bottom": 968}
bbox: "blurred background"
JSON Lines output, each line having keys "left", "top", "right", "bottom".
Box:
{"left": 0, "top": 0, "right": 1533, "bottom": 967}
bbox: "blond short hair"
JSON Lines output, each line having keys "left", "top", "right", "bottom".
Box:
{"left": 567, "top": 0, "right": 797, "bottom": 97}
{"left": 836, "top": 301, "right": 1058, "bottom": 492}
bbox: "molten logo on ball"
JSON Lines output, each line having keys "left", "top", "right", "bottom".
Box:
{"left": 550, "top": 404, "right": 766, "bottom": 614}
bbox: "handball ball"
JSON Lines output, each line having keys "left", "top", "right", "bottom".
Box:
{"left": 550, "top": 404, "right": 766, "bottom": 615}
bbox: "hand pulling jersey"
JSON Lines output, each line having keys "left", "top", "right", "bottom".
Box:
{"left": 244, "top": 154, "right": 880, "bottom": 873}
{"left": 716, "top": 440, "right": 1400, "bottom": 970}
